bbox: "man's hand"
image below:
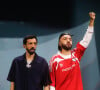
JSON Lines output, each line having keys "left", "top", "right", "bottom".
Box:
{"left": 89, "top": 12, "right": 96, "bottom": 20}
{"left": 89, "top": 12, "right": 96, "bottom": 26}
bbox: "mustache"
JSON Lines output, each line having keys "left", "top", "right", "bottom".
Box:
{"left": 67, "top": 42, "right": 71, "bottom": 45}
{"left": 30, "top": 47, "right": 35, "bottom": 50}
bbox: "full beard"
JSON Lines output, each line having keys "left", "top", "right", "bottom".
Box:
{"left": 26, "top": 47, "right": 36, "bottom": 55}
{"left": 62, "top": 44, "right": 72, "bottom": 51}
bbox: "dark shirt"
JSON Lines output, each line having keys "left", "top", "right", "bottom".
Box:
{"left": 7, "top": 53, "right": 51, "bottom": 90}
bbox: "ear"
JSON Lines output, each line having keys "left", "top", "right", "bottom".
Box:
{"left": 59, "top": 41, "right": 61, "bottom": 46}
{"left": 23, "top": 45, "right": 26, "bottom": 49}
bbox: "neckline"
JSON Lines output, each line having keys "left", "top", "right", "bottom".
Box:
{"left": 58, "top": 51, "right": 71, "bottom": 59}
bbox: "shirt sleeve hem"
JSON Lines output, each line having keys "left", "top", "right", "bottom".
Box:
{"left": 50, "top": 86, "right": 55, "bottom": 90}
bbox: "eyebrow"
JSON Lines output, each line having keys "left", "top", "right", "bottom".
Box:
{"left": 63, "top": 36, "right": 72, "bottom": 39}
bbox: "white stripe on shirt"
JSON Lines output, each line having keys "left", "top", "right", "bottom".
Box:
{"left": 50, "top": 86, "right": 55, "bottom": 90}
{"left": 80, "top": 26, "right": 94, "bottom": 48}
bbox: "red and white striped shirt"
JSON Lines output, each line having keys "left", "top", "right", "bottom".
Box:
{"left": 49, "top": 26, "right": 94, "bottom": 90}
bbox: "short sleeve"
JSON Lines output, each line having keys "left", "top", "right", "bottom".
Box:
{"left": 42, "top": 60, "right": 51, "bottom": 86}
{"left": 7, "top": 59, "right": 16, "bottom": 82}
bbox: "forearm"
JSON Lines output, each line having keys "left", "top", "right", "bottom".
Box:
{"left": 89, "top": 18, "right": 94, "bottom": 27}
{"left": 10, "top": 82, "right": 14, "bottom": 90}
{"left": 89, "top": 19, "right": 95, "bottom": 27}
{"left": 44, "top": 85, "right": 50, "bottom": 90}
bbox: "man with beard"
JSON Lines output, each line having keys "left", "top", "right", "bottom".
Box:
{"left": 49, "top": 12, "right": 96, "bottom": 90}
{"left": 7, "top": 35, "right": 51, "bottom": 90}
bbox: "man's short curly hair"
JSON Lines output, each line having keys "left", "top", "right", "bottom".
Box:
{"left": 23, "top": 35, "right": 38, "bottom": 45}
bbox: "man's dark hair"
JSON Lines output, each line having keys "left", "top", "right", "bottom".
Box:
{"left": 58, "top": 33, "right": 73, "bottom": 51}
{"left": 23, "top": 35, "right": 38, "bottom": 45}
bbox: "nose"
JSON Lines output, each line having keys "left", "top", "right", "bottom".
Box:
{"left": 67, "top": 39, "right": 70, "bottom": 42}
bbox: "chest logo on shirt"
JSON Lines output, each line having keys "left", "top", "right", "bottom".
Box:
{"left": 62, "top": 64, "right": 76, "bottom": 72}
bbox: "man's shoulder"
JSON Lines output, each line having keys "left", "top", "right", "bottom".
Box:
{"left": 13, "top": 54, "right": 25, "bottom": 61}
{"left": 50, "top": 53, "right": 60, "bottom": 62}
{"left": 36, "top": 54, "right": 47, "bottom": 64}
